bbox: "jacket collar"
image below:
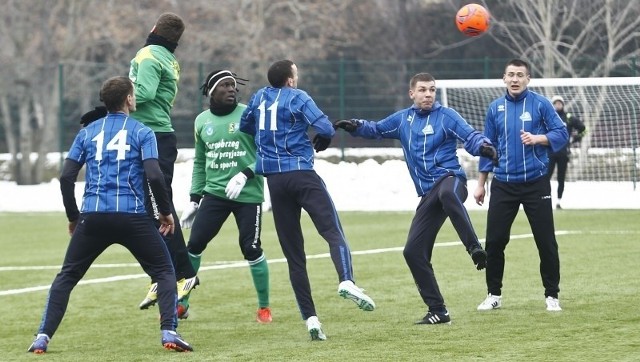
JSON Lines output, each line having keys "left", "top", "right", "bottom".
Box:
{"left": 411, "top": 101, "right": 441, "bottom": 116}
{"left": 505, "top": 88, "right": 530, "bottom": 102}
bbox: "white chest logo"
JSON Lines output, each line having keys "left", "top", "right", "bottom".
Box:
{"left": 520, "top": 112, "right": 532, "bottom": 122}
{"left": 206, "top": 126, "right": 214, "bottom": 136}
{"left": 423, "top": 124, "right": 434, "bottom": 135}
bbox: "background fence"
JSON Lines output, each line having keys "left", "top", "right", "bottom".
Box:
{"left": 51, "top": 57, "right": 639, "bottom": 151}
{"left": 2, "top": 57, "right": 638, "bottom": 184}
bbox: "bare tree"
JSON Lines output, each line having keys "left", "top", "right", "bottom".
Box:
{"left": 187, "top": 0, "right": 361, "bottom": 85}
{"left": 486, "top": 0, "right": 640, "bottom": 178}
{"left": 0, "top": 0, "right": 155, "bottom": 184}
{"left": 488, "top": 0, "right": 640, "bottom": 78}
{"left": 1, "top": 0, "right": 638, "bottom": 184}
{"left": 0, "top": 0, "right": 52, "bottom": 184}
{"left": 1, "top": 1, "right": 93, "bottom": 184}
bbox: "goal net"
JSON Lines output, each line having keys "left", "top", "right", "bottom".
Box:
{"left": 437, "top": 77, "right": 640, "bottom": 188}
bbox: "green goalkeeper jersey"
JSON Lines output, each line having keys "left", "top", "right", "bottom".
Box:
{"left": 190, "top": 104, "right": 264, "bottom": 203}
{"left": 129, "top": 45, "right": 180, "bottom": 132}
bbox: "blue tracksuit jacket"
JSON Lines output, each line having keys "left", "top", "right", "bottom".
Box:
{"left": 66, "top": 112, "right": 158, "bottom": 214}
{"left": 479, "top": 89, "right": 569, "bottom": 183}
{"left": 351, "top": 102, "right": 491, "bottom": 196}
{"left": 239, "top": 86, "right": 335, "bottom": 175}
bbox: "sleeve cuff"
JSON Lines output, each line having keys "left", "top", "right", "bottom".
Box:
{"left": 189, "top": 194, "right": 202, "bottom": 204}
{"left": 241, "top": 168, "right": 255, "bottom": 179}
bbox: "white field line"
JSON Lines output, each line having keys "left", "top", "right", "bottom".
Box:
{"left": 0, "top": 230, "right": 598, "bottom": 296}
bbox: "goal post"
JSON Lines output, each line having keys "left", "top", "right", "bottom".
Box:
{"left": 437, "top": 77, "right": 640, "bottom": 189}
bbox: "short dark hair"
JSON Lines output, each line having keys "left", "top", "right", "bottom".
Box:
{"left": 267, "top": 60, "right": 294, "bottom": 88}
{"left": 410, "top": 73, "right": 436, "bottom": 89}
{"left": 505, "top": 58, "right": 530, "bottom": 74}
{"left": 99, "top": 76, "right": 133, "bottom": 112}
{"left": 152, "top": 12, "right": 185, "bottom": 43}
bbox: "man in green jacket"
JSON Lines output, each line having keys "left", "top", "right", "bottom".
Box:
{"left": 129, "top": 13, "right": 198, "bottom": 314}
{"left": 179, "top": 70, "right": 271, "bottom": 323}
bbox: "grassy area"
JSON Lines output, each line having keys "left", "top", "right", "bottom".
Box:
{"left": 1, "top": 210, "right": 639, "bottom": 361}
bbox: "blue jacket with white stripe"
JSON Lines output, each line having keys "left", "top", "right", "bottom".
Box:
{"left": 239, "top": 86, "right": 335, "bottom": 175}
{"left": 351, "top": 101, "right": 491, "bottom": 196}
{"left": 479, "top": 89, "right": 569, "bottom": 183}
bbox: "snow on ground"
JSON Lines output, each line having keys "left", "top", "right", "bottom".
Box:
{"left": 1, "top": 149, "right": 639, "bottom": 212}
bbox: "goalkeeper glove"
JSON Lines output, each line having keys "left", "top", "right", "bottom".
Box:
{"left": 333, "top": 119, "right": 361, "bottom": 132}
{"left": 180, "top": 201, "right": 199, "bottom": 229}
{"left": 225, "top": 172, "right": 248, "bottom": 199}
{"left": 80, "top": 106, "right": 107, "bottom": 127}
{"left": 479, "top": 143, "right": 499, "bottom": 166}
{"left": 312, "top": 134, "right": 332, "bottom": 152}
{"left": 571, "top": 134, "right": 584, "bottom": 144}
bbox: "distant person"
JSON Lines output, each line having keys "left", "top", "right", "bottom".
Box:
{"left": 240, "top": 59, "right": 375, "bottom": 341}
{"left": 474, "top": 59, "right": 569, "bottom": 312}
{"left": 129, "top": 12, "right": 198, "bottom": 312}
{"left": 27, "top": 76, "right": 192, "bottom": 354}
{"left": 178, "top": 70, "right": 271, "bottom": 323}
{"left": 548, "top": 95, "right": 587, "bottom": 209}
{"left": 334, "top": 72, "right": 495, "bottom": 325}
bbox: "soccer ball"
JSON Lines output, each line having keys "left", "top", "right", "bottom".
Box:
{"left": 455, "top": 3, "right": 490, "bottom": 37}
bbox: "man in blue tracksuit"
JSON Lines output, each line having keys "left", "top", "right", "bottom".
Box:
{"left": 474, "top": 59, "right": 569, "bottom": 312}
{"left": 335, "top": 72, "right": 497, "bottom": 325}
{"left": 240, "top": 59, "right": 375, "bottom": 341}
{"left": 27, "top": 76, "right": 192, "bottom": 354}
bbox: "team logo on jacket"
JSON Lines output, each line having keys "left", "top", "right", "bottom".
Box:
{"left": 520, "top": 112, "right": 532, "bottom": 122}
{"left": 171, "top": 60, "right": 181, "bottom": 79}
{"left": 228, "top": 122, "right": 238, "bottom": 133}
{"left": 498, "top": 105, "right": 505, "bottom": 112}
{"left": 206, "top": 126, "right": 213, "bottom": 136}
{"left": 422, "top": 124, "right": 434, "bottom": 135}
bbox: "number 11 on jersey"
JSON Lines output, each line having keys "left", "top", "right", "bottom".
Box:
{"left": 258, "top": 100, "right": 278, "bottom": 131}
